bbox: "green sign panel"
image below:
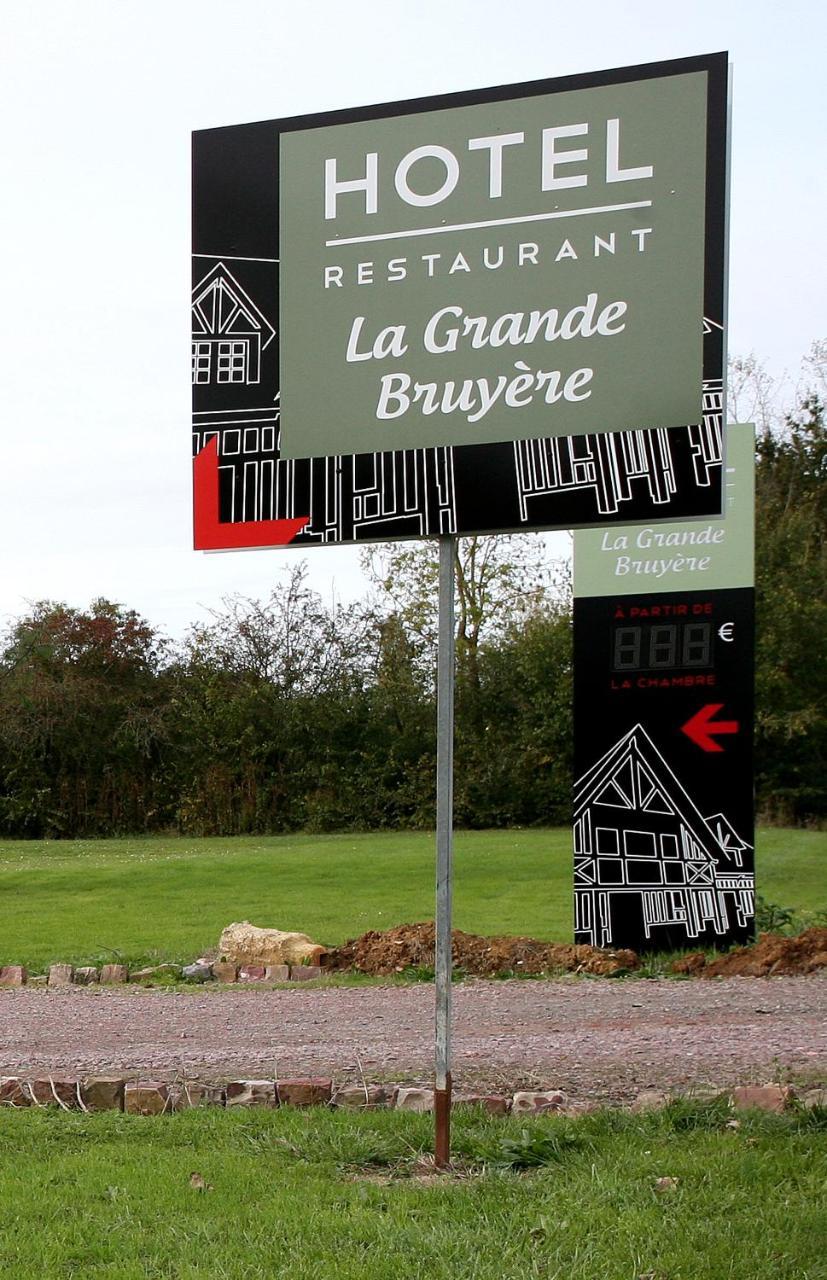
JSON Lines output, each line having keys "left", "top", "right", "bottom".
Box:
{"left": 573, "top": 423, "right": 755, "bottom": 597}
{"left": 280, "top": 70, "right": 709, "bottom": 459}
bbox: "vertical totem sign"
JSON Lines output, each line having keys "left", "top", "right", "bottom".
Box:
{"left": 572, "top": 424, "right": 755, "bottom": 952}
{"left": 192, "top": 52, "right": 729, "bottom": 548}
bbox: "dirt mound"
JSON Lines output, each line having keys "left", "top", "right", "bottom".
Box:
{"left": 327, "top": 921, "right": 639, "bottom": 978}
{"left": 672, "top": 927, "right": 827, "bottom": 978}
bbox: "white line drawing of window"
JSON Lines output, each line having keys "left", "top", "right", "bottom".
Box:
{"left": 627, "top": 858, "right": 663, "bottom": 885}
{"left": 217, "top": 340, "right": 249, "bottom": 384}
{"left": 624, "top": 829, "right": 657, "bottom": 858}
{"left": 595, "top": 827, "right": 620, "bottom": 855}
{"left": 597, "top": 858, "right": 624, "bottom": 885}
{"left": 193, "top": 342, "right": 212, "bottom": 383}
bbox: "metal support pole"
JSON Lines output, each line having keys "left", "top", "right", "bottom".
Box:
{"left": 434, "top": 534, "right": 455, "bottom": 1169}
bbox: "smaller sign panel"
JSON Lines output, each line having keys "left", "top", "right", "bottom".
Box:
{"left": 574, "top": 422, "right": 754, "bottom": 594}
{"left": 572, "top": 424, "right": 755, "bottom": 953}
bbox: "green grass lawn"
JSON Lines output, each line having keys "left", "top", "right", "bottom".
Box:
{"left": 0, "top": 1103, "right": 823, "bottom": 1279}
{"left": 0, "top": 828, "right": 824, "bottom": 972}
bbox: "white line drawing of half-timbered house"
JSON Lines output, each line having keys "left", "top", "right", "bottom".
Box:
{"left": 573, "top": 724, "right": 754, "bottom": 948}
{"left": 191, "top": 262, "right": 275, "bottom": 387}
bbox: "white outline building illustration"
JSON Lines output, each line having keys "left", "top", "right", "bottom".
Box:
{"left": 573, "top": 723, "right": 754, "bottom": 947}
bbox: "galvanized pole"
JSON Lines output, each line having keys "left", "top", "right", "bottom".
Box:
{"left": 434, "top": 533, "right": 455, "bottom": 1168}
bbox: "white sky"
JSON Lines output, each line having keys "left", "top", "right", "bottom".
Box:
{"left": 0, "top": 0, "right": 824, "bottom": 639}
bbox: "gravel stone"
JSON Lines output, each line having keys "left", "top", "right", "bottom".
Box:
{"left": 0, "top": 977, "right": 823, "bottom": 1101}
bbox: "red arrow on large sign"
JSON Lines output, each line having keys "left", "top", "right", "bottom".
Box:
{"left": 193, "top": 437, "right": 309, "bottom": 551}
{"left": 681, "top": 703, "right": 740, "bottom": 752}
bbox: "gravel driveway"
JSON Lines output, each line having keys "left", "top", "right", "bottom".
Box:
{"left": 1, "top": 976, "right": 824, "bottom": 1100}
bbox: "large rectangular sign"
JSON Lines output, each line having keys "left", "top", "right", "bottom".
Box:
{"left": 572, "top": 424, "right": 755, "bottom": 953}
{"left": 192, "top": 52, "right": 728, "bottom": 549}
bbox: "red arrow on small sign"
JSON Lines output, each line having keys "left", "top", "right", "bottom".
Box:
{"left": 681, "top": 703, "right": 740, "bottom": 752}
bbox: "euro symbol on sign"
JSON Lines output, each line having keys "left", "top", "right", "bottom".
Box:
{"left": 718, "top": 622, "right": 735, "bottom": 642}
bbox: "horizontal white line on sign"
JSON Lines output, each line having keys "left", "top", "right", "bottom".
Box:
{"left": 192, "top": 253, "right": 280, "bottom": 263}
{"left": 324, "top": 200, "right": 653, "bottom": 248}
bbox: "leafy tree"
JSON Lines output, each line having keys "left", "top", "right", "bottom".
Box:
{"left": 0, "top": 599, "right": 173, "bottom": 835}
{"left": 454, "top": 602, "right": 573, "bottom": 827}
{"left": 361, "top": 534, "right": 564, "bottom": 680}
{"left": 172, "top": 565, "right": 376, "bottom": 833}
{"left": 753, "top": 371, "right": 827, "bottom": 821}
{"left": 363, "top": 535, "right": 572, "bottom": 826}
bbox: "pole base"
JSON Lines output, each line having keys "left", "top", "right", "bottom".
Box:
{"left": 434, "top": 1074, "right": 452, "bottom": 1169}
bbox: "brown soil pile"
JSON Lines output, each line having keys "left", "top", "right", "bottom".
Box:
{"left": 672, "top": 927, "right": 827, "bottom": 978}
{"left": 327, "top": 921, "right": 639, "bottom": 978}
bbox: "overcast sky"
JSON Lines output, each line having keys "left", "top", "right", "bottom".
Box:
{"left": 0, "top": 0, "right": 823, "bottom": 639}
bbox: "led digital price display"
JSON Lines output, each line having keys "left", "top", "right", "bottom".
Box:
{"left": 612, "top": 622, "right": 713, "bottom": 672}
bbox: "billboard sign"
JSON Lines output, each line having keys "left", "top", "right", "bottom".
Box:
{"left": 192, "top": 52, "right": 728, "bottom": 549}
{"left": 572, "top": 423, "right": 755, "bottom": 952}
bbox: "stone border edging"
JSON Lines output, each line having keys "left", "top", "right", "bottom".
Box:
{"left": 0, "top": 961, "right": 323, "bottom": 989}
{"left": 0, "top": 1075, "right": 822, "bottom": 1116}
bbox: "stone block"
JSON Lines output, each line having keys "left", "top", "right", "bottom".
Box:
{"left": 394, "top": 1087, "right": 435, "bottom": 1113}
{"left": 28, "top": 1079, "right": 81, "bottom": 1108}
{"left": 169, "top": 1082, "right": 225, "bottom": 1110}
{"left": 124, "top": 1082, "right": 171, "bottom": 1115}
{"left": 238, "top": 965, "right": 267, "bottom": 982}
{"left": 28, "top": 975, "right": 48, "bottom": 988}
{"left": 332, "top": 1084, "right": 394, "bottom": 1109}
{"left": 225, "top": 1080, "right": 277, "bottom": 1108}
{"left": 731, "top": 1083, "right": 792, "bottom": 1113}
{"left": 48, "top": 964, "right": 74, "bottom": 988}
{"left": 277, "top": 1078, "right": 332, "bottom": 1107}
{"left": 219, "top": 922, "right": 327, "bottom": 968}
{"left": 561, "top": 1100, "right": 602, "bottom": 1116}
{"left": 264, "top": 964, "right": 291, "bottom": 982}
{"left": 511, "top": 1090, "right": 566, "bottom": 1114}
{"left": 100, "top": 964, "right": 128, "bottom": 985}
{"left": 631, "top": 1089, "right": 671, "bottom": 1113}
{"left": 130, "top": 964, "right": 181, "bottom": 983}
{"left": 211, "top": 962, "right": 238, "bottom": 983}
{"left": 181, "top": 962, "right": 212, "bottom": 983}
{"left": 74, "top": 967, "right": 100, "bottom": 985}
{"left": 0, "top": 1077, "right": 30, "bottom": 1107}
{"left": 81, "top": 1077, "right": 125, "bottom": 1112}
{"left": 681, "top": 1084, "right": 726, "bottom": 1102}
{"left": 0, "top": 965, "right": 27, "bottom": 987}
{"left": 290, "top": 965, "right": 322, "bottom": 982}
{"left": 453, "top": 1094, "right": 511, "bottom": 1115}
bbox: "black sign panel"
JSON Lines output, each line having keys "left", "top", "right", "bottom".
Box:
{"left": 192, "top": 52, "right": 728, "bottom": 550}
{"left": 573, "top": 587, "right": 754, "bottom": 952}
